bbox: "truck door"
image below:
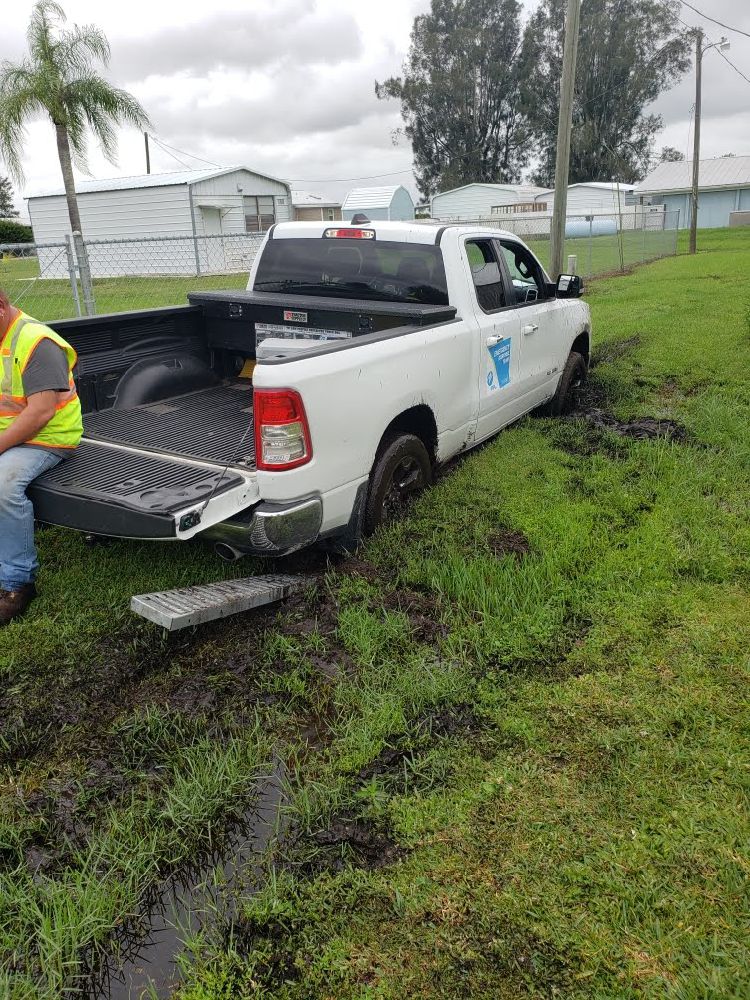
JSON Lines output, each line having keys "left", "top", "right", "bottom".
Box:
{"left": 463, "top": 238, "right": 523, "bottom": 443}
{"left": 497, "top": 239, "right": 564, "bottom": 407}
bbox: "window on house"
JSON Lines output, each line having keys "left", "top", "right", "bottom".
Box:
{"left": 326, "top": 208, "right": 336, "bottom": 221}
{"left": 491, "top": 202, "right": 548, "bottom": 215}
{"left": 244, "top": 195, "right": 276, "bottom": 232}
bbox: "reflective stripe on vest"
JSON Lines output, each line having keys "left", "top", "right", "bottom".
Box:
{"left": 0, "top": 314, "right": 83, "bottom": 449}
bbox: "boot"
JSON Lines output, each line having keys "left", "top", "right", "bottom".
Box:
{"left": 0, "top": 584, "right": 37, "bottom": 625}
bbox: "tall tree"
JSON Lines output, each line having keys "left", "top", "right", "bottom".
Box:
{"left": 659, "top": 146, "right": 685, "bottom": 162}
{"left": 524, "top": 0, "right": 690, "bottom": 186}
{"left": 0, "top": 1, "right": 150, "bottom": 235}
{"left": 0, "top": 176, "right": 19, "bottom": 217}
{"left": 376, "top": 0, "right": 532, "bottom": 200}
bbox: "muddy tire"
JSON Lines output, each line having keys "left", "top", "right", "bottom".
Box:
{"left": 540, "top": 350, "right": 587, "bottom": 417}
{"left": 364, "top": 433, "right": 433, "bottom": 535}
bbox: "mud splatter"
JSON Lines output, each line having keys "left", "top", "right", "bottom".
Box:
{"left": 591, "top": 335, "right": 641, "bottom": 368}
{"left": 581, "top": 408, "right": 688, "bottom": 442}
{"left": 312, "top": 817, "right": 404, "bottom": 869}
{"left": 487, "top": 529, "right": 530, "bottom": 560}
{"left": 382, "top": 588, "right": 448, "bottom": 642}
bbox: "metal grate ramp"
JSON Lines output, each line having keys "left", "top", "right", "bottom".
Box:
{"left": 131, "top": 574, "right": 306, "bottom": 630}
{"left": 84, "top": 381, "right": 256, "bottom": 468}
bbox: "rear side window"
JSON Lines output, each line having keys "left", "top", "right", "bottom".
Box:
{"left": 254, "top": 238, "right": 449, "bottom": 305}
{"left": 465, "top": 239, "right": 507, "bottom": 312}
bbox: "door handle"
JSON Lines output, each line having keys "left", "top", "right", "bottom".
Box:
{"left": 522, "top": 323, "right": 539, "bottom": 335}
{"left": 486, "top": 335, "right": 500, "bottom": 346}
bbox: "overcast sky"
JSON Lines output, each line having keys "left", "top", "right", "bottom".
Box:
{"left": 4, "top": 0, "right": 750, "bottom": 219}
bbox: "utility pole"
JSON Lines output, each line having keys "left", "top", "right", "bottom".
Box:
{"left": 689, "top": 31, "right": 702, "bottom": 254}
{"left": 549, "top": 0, "right": 582, "bottom": 279}
{"left": 144, "top": 132, "right": 151, "bottom": 174}
{"left": 689, "top": 32, "right": 729, "bottom": 254}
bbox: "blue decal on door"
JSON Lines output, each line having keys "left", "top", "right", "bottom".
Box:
{"left": 487, "top": 338, "right": 511, "bottom": 391}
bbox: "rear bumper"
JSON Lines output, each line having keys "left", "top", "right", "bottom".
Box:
{"left": 203, "top": 496, "right": 323, "bottom": 556}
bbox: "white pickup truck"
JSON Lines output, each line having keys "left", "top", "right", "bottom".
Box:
{"left": 32, "top": 220, "right": 590, "bottom": 558}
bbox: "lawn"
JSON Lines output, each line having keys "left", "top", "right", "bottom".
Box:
{"left": 1, "top": 229, "right": 749, "bottom": 999}
{"left": 1, "top": 221, "right": 684, "bottom": 324}
{"left": 0, "top": 254, "right": 247, "bottom": 323}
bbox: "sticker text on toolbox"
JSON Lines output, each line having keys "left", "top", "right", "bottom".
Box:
{"left": 283, "top": 310, "right": 308, "bottom": 323}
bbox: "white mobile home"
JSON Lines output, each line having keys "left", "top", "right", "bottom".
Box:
{"left": 430, "top": 183, "right": 550, "bottom": 220}
{"left": 535, "top": 182, "right": 637, "bottom": 215}
{"left": 26, "top": 166, "right": 292, "bottom": 277}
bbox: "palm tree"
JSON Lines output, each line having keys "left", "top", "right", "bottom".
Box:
{"left": 0, "top": 0, "right": 151, "bottom": 236}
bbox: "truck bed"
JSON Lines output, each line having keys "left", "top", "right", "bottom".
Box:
{"left": 83, "top": 380, "right": 256, "bottom": 468}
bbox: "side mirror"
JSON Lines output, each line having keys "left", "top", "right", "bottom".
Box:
{"left": 556, "top": 273, "right": 584, "bottom": 298}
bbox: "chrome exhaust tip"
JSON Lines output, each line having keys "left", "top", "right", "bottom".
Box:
{"left": 214, "top": 542, "right": 247, "bottom": 562}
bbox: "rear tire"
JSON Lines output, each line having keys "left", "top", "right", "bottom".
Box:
{"left": 364, "top": 433, "right": 433, "bottom": 535}
{"left": 540, "top": 350, "right": 587, "bottom": 417}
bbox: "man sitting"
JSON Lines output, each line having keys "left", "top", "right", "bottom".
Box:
{"left": 0, "top": 289, "right": 83, "bottom": 625}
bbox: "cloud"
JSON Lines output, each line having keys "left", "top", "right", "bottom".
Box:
{"left": 138, "top": 60, "right": 393, "bottom": 148}
{"left": 110, "top": 1, "right": 362, "bottom": 81}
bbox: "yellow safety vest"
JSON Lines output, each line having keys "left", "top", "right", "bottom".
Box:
{"left": 0, "top": 312, "right": 83, "bottom": 449}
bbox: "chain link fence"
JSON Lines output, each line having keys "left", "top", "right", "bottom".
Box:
{"left": 425, "top": 209, "right": 680, "bottom": 278}
{"left": 0, "top": 232, "right": 265, "bottom": 322}
{"left": 1, "top": 212, "right": 679, "bottom": 323}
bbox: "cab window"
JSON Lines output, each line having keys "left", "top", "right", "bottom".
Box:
{"left": 465, "top": 239, "right": 507, "bottom": 313}
{"left": 498, "top": 241, "right": 548, "bottom": 305}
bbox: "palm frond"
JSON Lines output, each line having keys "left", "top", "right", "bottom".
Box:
{"left": 0, "top": 64, "right": 49, "bottom": 183}
{"left": 59, "top": 24, "right": 111, "bottom": 75}
{"left": 27, "top": 1, "right": 66, "bottom": 70}
{"left": 64, "top": 75, "right": 152, "bottom": 165}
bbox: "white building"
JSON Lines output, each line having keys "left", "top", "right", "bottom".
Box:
{"left": 292, "top": 190, "right": 342, "bottom": 221}
{"left": 635, "top": 156, "right": 750, "bottom": 229}
{"left": 430, "top": 183, "right": 550, "bottom": 220}
{"left": 536, "top": 182, "right": 637, "bottom": 215}
{"left": 430, "top": 180, "right": 638, "bottom": 222}
{"left": 26, "top": 166, "right": 292, "bottom": 277}
{"left": 342, "top": 186, "right": 415, "bottom": 221}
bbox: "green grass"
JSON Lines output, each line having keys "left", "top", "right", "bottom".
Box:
{"left": 0, "top": 254, "right": 247, "bottom": 322}
{"left": 1, "top": 229, "right": 749, "bottom": 998}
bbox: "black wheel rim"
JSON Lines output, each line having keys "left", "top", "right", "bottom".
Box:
{"left": 382, "top": 456, "right": 425, "bottom": 520}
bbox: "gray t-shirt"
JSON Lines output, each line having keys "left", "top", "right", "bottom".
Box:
{"left": 21, "top": 338, "right": 73, "bottom": 458}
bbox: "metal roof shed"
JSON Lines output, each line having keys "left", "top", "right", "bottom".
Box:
{"left": 342, "top": 185, "right": 415, "bottom": 221}
{"left": 25, "top": 166, "right": 292, "bottom": 277}
{"left": 635, "top": 156, "right": 750, "bottom": 229}
{"left": 430, "top": 182, "right": 549, "bottom": 220}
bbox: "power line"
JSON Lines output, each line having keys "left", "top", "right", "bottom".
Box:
{"left": 717, "top": 47, "right": 750, "bottom": 86}
{"left": 148, "top": 135, "right": 191, "bottom": 170}
{"left": 287, "top": 167, "right": 414, "bottom": 183}
{"left": 148, "top": 135, "right": 221, "bottom": 168}
{"left": 146, "top": 136, "right": 414, "bottom": 185}
{"left": 677, "top": 1, "right": 750, "bottom": 40}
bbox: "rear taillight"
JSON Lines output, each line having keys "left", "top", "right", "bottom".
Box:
{"left": 254, "top": 388, "right": 312, "bottom": 471}
{"left": 323, "top": 228, "right": 375, "bottom": 239}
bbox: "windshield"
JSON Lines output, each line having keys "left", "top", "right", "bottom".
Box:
{"left": 254, "top": 238, "right": 449, "bottom": 306}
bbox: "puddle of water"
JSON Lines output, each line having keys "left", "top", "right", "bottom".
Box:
{"left": 89, "top": 765, "right": 284, "bottom": 1000}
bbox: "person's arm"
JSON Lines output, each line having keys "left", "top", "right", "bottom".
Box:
{"left": 0, "top": 391, "right": 58, "bottom": 454}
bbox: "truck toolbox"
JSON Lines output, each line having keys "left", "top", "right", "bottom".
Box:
{"left": 188, "top": 289, "right": 457, "bottom": 352}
